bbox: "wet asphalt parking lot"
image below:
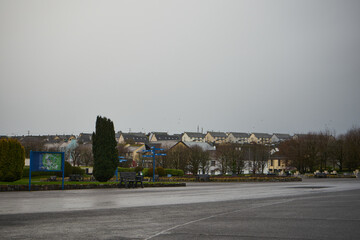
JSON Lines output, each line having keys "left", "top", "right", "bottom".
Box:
{"left": 1, "top": 178, "right": 360, "bottom": 239}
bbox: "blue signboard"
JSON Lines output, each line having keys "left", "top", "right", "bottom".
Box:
{"left": 31, "top": 152, "right": 63, "bottom": 171}
{"left": 29, "top": 151, "right": 65, "bottom": 191}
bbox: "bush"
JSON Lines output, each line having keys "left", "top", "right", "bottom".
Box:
{"left": 117, "top": 167, "right": 134, "bottom": 172}
{"left": 134, "top": 166, "right": 144, "bottom": 173}
{"left": 147, "top": 168, "right": 158, "bottom": 177}
{"left": 142, "top": 168, "right": 149, "bottom": 176}
{"left": 71, "top": 166, "right": 85, "bottom": 175}
{"left": 23, "top": 167, "right": 55, "bottom": 177}
{"left": 63, "top": 161, "right": 73, "bottom": 177}
{"left": 0, "top": 139, "right": 25, "bottom": 182}
{"left": 165, "top": 169, "right": 184, "bottom": 176}
{"left": 156, "top": 167, "right": 166, "bottom": 177}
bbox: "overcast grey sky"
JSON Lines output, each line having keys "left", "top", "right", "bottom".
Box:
{"left": 1, "top": 0, "right": 359, "bottom": 136}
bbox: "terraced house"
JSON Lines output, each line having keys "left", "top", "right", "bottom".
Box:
{"left": 249, "top": 133, "right": 272, "bottom": 144}
{"left": 205, "top": 132, "right": 227, "bottom": 144}
{"left": 226, "top": 132, "right": 250, "bottom": 144}
{"left": 270, "top": 133, "right": 292, "bottom": 143}
{"left": 149, "top": 132, "right": 181, "bottom": 142}
{"left": 182, "top": 132, "right": 206, "bottom": 142}
{"left": 118, "top": 132, "right": 148, "bottom": 144}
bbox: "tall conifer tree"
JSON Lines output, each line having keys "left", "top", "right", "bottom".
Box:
{"left": 92, "top": 116, "right": 118, "bottom": 182}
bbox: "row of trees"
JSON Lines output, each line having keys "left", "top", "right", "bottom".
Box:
{"left": 163, "top": 145, "right": 210, "bottom": 175}
{"left": 146, "top": 143, "right": 270, "bottom": 175}
{"left": 279, "top": 128, "right": 360, "bottom": 173}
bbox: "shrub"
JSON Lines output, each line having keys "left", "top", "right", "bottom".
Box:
{"left": 156, "top": 167, "right": 166, "bottom": 177}
{"left": 71, "top": 166, "right": 85, "bottom": 175}
{"left": 117, "top": 167, "right": 134, "bottom": 172}
{"left": 134, "top": 166, "right": 144, "bottom": 173}
{"left": 0, "top": 139, "right": 25, "bottom": 182}
{"left": 63, "top": 161, "right": 73, "bottom": 177}
{"left": 23, "top": 167, "right": 55, "bottom": 177}
{"left": 147, "top": 168, "right": 158, "bottom": 177}
{"left": 165, "top": 169, "right": 184, "bottom": 176}
{"left": 142, "top": 168, "right": 149, "bottom": 176}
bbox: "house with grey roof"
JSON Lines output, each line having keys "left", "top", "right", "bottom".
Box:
{"left": 182, "top": 141, "right": 216, "bottom": 151}
{"left": 205, "top": 132, "right": 228, "bottom": 144}
{"left": 77, "top": 133, "right": 92, "bottom": 144}
{"left": 149, "top": 132, "right": 181, "bottom": 142}
{"left": 182, "top": 132, "right": 206, "bottom": 142}
{"left": 226, "top": 132, "right": 250, "bottom": 144}
{"left": 271, "top": 133, "right": 292, "bottom": 143}
{"left": 118, "top": 132, "right": 148, "bottom": 144}
{"left": 249, "top": 133, "right": 272, "bottom": 144}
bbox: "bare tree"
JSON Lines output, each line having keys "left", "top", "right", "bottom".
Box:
{"left": 78, "top": 144, "right": 94, "bottom": 166}
{"left": 70, "top": 145, "right": 82, "bottom": 166}
{"left": 344, "top": 127, "right": 360, "bottom": 171}
{"left": 187, "top": 146, "right": 210, "bottom": 175}
{"left": 199, "top": 149, "right": 210, "bottom": 174}
{"left": 165, "top": 144, "right": 190, "bottom": 173}
{"left": 215, "top": 143, "right": 245, "bottom": 175}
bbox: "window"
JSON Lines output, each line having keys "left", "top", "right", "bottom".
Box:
{"left": 211, "top": 161, "right": 216, "bottom": 167}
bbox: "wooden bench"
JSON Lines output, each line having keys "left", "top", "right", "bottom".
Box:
{"left": 119, "top": 172, "right": 144, "bottom": 188}
{"left": 47, "top": 176, "right": 57, "bottom": 182}
{"left": 69, "top": 174, "right": 84, "bottom": 182}
{"left": 196, "top": 174, "right": 210, "bottom": 182}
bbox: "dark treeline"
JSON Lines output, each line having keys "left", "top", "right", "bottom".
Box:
{"left": 278, "top": 127, "right": 360, "bottom": 173}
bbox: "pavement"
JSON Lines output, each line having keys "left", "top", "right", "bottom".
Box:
{"left": 1, "top": 178, "right": 360, "bottom": 239}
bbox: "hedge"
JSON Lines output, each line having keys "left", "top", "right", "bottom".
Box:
{"left": 23, "top": 162, "right": 85, "bottom": 178}
{"left": 165, "top": 169, "right": 184, "bottom": 176}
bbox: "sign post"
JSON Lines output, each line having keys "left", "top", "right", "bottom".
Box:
{"left": 142, "top": 147, "right": 166, "bottom": 182}
{"left": 29, "top": 151, "right": 65, "bottom": 191}
{"left": 115, "top": 156, "right": 126, "bottom": 181}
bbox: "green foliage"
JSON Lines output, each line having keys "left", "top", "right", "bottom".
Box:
{"left": 23, "top": 161, "right": 84, "bottom": 178}
{"left": 142, "top": 168, "right": 149, "bottom": 176}
{"left": 117, "top": 167, "right": 135, "bottom": 172}
{"left": 146, "top": 168, "right": 157, "bottom": 177}
{"left": 0, "top": 139, "right": 25, "bottom": 182}
{"left": 71, "top": 165, "right": 85, "bottom": 175}
{"left": 165, "top": 169, "right": 184, "bottom": 176}
{"left": 156, "top": 167, "right": 166, "bottom": 177}
{"left": 92, "top": 116, "right": 118, "bottom": 182}
{"left": 134, "top": 166, "right": 144, "bottom": 173}
{"left": 63, "top": 161, "right": 73, "bottom": 177}
{"left": 23, "top": 167, "right": 54, "bottom": 177}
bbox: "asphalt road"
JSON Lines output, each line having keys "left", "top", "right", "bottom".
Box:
{"left": 1, "top": 179, "right": 360, "bottom": 239}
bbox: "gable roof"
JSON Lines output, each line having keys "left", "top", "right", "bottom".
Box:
{"left": 207, "top": 132, "right": 227, "bottom": 138}
{"left": 120, "top": 132, "right": 148, "bottom": 142}
{"left": 228, "top": 132, "right": 250, "bottom": 138}
{"left": 151, "top": 132, "right": 180, "bottom": 141}
{"left": 184, "top": 132, "right": 206, "bottom": 138}
{"left": 183, "top": 141, "right": 216, "bottom": 151}
{"left": 77, "top": 133, "right": 92, "bottom": 143}
{"left": 272, "top": 133, "right": 292, "bottom": 140}
{"left": 251, "top": 133, "right": 272, "bottom": 138}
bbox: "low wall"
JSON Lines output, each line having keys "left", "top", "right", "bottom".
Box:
{"left": 0, "top": 182, "right": 186, "bottom": 192}
{"left": 163, "top": 176, "right": 302, "bottom": 182}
